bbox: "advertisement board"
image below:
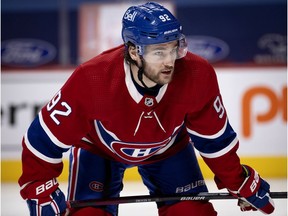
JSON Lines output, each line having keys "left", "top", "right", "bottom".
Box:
{"left": 78, "top": 2, "right": 175, "bottom": 63}
{"left": 1, "top": 67, "right": 286, "bottom": 182}
{"left": 2, "top": 2, "right": 285, "bottom": 67}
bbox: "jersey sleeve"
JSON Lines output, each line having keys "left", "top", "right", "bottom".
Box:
{"left": 19, "top": 66, "right": 93, "bottom": 190}
{"left": 185, "top": 62, "right": 245, "bottom": 190}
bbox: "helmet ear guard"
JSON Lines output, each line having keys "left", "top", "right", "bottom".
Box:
{"left": 177, "top": 34, "right": 188, "bottom": 59}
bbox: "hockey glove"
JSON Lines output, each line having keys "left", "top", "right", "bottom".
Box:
{"left": 21, "top": 179, "right": 67, "bottom": 216}
{"left": 229, "top": 165, "right": 275, "bottom": 214}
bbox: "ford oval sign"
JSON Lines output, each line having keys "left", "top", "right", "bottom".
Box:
{"left": 186, "top": 36, "right": 229, "bottom": 63}
{"left": 1, "top": 39, "right": 56, "bottom": 67}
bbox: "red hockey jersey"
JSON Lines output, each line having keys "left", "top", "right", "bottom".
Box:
{"left": 19, "top": 45, "right": 244, "bottom": 192}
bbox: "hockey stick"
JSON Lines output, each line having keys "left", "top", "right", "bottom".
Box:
{"left": 67, "top": 191, "right": 287, "bottom": 208}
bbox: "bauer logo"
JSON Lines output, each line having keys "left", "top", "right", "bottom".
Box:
{"left": 1, "top": 39, "right": 56, "bottom": 67}
{"left": 186, "top": 36, "right": 229, "bottom": 63}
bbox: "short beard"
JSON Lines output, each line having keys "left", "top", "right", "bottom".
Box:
{"left": 144, "top": 62, "right": 174, "bottom": 85}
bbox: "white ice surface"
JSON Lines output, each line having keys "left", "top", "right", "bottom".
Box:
{"left": 2, "top": 179, "right": 287, "bottom": 216}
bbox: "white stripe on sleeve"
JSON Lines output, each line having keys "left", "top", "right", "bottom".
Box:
{"left": 24, "top": 132, "right": 62, "bottom": 164}
{"left": 39, "top": 111, "right": 71, "bottom": 149}
{"left": 198, "top": 136, "right": 239, "bottom": 158}
{"left": 187, "top": 118, "right": 228, "bottom": 139}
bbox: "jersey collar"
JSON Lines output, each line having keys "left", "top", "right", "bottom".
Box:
{"left": 124, "top": 61, "right": 168, "bottom": 104}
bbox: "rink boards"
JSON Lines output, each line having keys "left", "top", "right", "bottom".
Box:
{"left": 1, "top": 67, "right": 287, "bottom": 182}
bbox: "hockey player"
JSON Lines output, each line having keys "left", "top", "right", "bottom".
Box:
{"left": 19, "top": 2, "right": 275, "bottom": 216}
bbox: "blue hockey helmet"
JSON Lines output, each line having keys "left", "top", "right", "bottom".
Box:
{"left": 122, "top": 2, "right": 187, "bottom": 59}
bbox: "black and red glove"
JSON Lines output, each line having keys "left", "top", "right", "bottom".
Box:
{"left": 228, "top": 165, "right": 275, "bottom": 214}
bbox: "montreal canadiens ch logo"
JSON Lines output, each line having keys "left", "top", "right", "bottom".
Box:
{"left": 89, "top": 181, "right": 104, "bottom": 192}
{"left": 111, "top": 138, "right": 171, "bottom": 162}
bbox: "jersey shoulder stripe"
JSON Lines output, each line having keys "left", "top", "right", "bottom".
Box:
{"left": 187, "top": 117, "right": 228, "bottom": 139}
{"left": 24, "top": 132, "right": 62, "bottom": 164}
{"left": 198, "top": 137, "right": 239, "bottom": 158}
{"left": 189, "top": 119, "right": 238, "bottom": 158}
{"left": 25, "top": 113, "right": 70, "bottom": 163}
{"left": 39, "top": 111, "right": 70, "bottom": 149}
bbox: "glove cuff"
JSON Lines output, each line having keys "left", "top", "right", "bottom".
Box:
{"left": 228, "top": 165, "right": 261, "bottom": 198}
{"left": 20, "top": 178, "right": 59, "bottom": 199}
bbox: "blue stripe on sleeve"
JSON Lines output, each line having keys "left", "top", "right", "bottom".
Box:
{"left": 27, "top": 115, "right": 69, "bottom": 159}
{"left": 189, "top": 121, "right": 237, "bottom": 155}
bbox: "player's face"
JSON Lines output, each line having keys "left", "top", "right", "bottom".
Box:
{"left": 141, "top": 41, "right": 178, "bottom": 85}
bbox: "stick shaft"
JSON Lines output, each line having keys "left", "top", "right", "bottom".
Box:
{"left": 67, "top": 191, "right": 287, "bottom": 208}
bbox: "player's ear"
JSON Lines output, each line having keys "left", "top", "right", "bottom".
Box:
{"left": 128, "top": 46, "right": 139, "bottom": 62}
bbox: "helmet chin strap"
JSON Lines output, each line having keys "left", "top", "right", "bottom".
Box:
{"left": 136, "top": 58, "right": 151, "bottom": 90}
{"left": 137, "top": 67, "right": 150, "bottom": 89}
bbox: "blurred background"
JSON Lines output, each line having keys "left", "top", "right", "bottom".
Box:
{"left": 1, "top": 0, "right": 287, "bottom": 215}
{"left": 2, "top": 0, "right": 287, "bottom": 67}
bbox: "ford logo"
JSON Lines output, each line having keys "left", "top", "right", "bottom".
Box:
{"left": 1, "top": 39, "right": 56, "bottom": 67}
{"left": 186, "top": 36, "right": 229, "bottom": 63}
